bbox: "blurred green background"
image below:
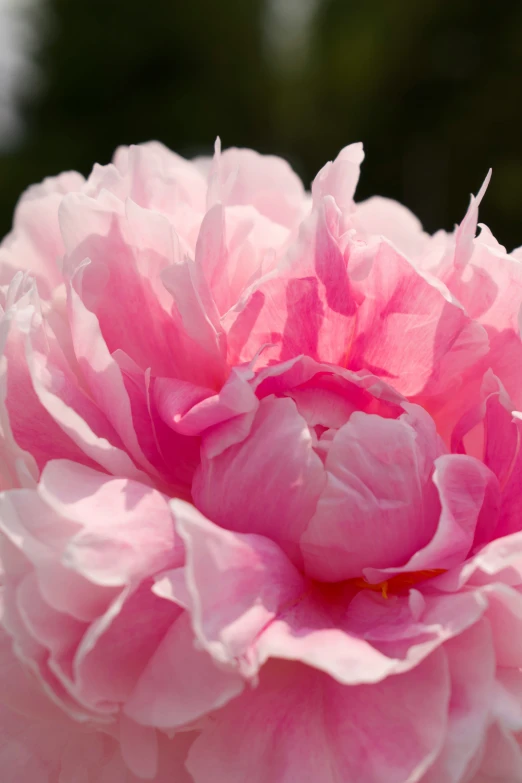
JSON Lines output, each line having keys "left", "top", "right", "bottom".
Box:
{"left": 2, "top": 0, "right": 522, "bottom": 247}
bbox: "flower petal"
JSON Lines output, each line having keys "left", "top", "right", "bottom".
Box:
{"left": 301, "top": 405, "right": 441, "bottom": 581}
{"left": 187, "top": 651, "right": 449, "bottom": 783}
{"left": 193, "top": 396, "right": 325, "bottom": 565}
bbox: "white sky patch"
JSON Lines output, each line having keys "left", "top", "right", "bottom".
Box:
{"left": 0, "top": 0, "right": 40, "bottom": 149}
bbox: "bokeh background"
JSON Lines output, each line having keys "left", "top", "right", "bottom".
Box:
{"left": 1, "top": 0, "right": 522, "bottom": 247}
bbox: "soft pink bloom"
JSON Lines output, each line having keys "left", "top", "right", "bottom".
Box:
{"left": 1, "top": 140, "right": 522, "bottom": 781}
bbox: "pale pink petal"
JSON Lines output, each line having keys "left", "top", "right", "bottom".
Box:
{"left": 0, "top": 623, "right": 70, "bottom": 721}
{"left": 483, "top": 585, "right": 522, "bottom": 668}
{"left": 421, "top": 620, "right": 495, "bottom": 783}
{"left": 492, "top": 668, "right": 522, "bottom": 733}
{"left": 71, "top": 581, "right": 179, "bottom": 713}
{"left": 0, "top": 701, "right": 73, "bottom": 782}
{"left": 434, "top": 531, "right": 522, "bottom": 593}
{"left": 160, "top": 255, "right": 227, "bottom": 389}
{"left": 445, "top": 240, "right": 522, "bottom": 333}
{"left": 0, "top": 699, "right": 196, "bottom": 783}
{"left": 106, "top": 142, "right": 207, "bottom": 225}
{"left": 169, "top": 500, "right": 306, "bottom": 674}
{"left": 0, "top": 486, "right": 117, "bottom": 623}
{"left": 251, "top": 353, "right": 404, "bottom": 414}
{"left": 352, "top": 195, "right": 428, "bottom": 259}
{"left": 61, "top": 194, "right": 205, "bottom": 380}
{"left": 451, "top": 171, "right": 491, "bottom": 273}
{"left": 212, "top": 146, "right": 307, "bottom": 228}
{"left": 222, "top": 205, "right": 290, "bottom": 296}
{"left": 2, "top": 280, "right": 123, "bottom": 477}
{"left": 38, "top": 460, "right": 182, "bottom": 587}
{"left": 441, "top": 173, "right": 522, "bottom": 335}
{"left": 312, "top": 142, "right": 365, "bottom": 213}
{"left": 116, "top": 359, "right": 200, "bottom": 497}
{"left": 0, "top": 172, "right": 85, "bottom": 297}
{"left": 466, "top": 722, "right": 522, "bottom": 783}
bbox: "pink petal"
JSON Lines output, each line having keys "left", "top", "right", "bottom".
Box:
{"left": 165, "top": 500, "right": 486, "bottom": 689}
{"left": 0, "top": 171, "right": 85, "bottom": 297}
{"left": 125, "top": 611, "right": 243, "bottom": 729}
{"left": 0, "top": 699, "right": 195, "bottom": 783}
{"left": 101, "top": 141, "right": 207, "bottom": 224}
{"left": 66, "top": 277, "right": 161, "bottom": 478}
{"left": 351, "top": 196, "right": 428, "bottom": 259}
{"left": 119, "top": 716, "right": 158, "bottom": 780}
{"left": 187, "top": 651, "right": 449, "bottom": 783}
{"left": 223, "top": 201, "right": 358, "bottom": 368}
{"left": 38, "top": 460, "right": 182, "bottom": 587}
{"left": 72, "top": 581, "right": 180, "bottom": 712}
{"left": 170, "top": 500, "right": 306, "bottom": 674}
{"left": 116, "top": 358, "right": 200, "bottom": 497}
{"left": 0, "top": 486, "right": 117, "bottom": 623}
{"left": 466, "top": 722, "right": 522, "bottom": 783}
{"left": 192, "top": 396, "right": 325, "bottom": 565}
{"left": 348, "top": 239, "right": 489, "bottom": 398}
{"left": 434, "top": 531, "right": 522, "bottom": 593}
{"left": 421, "top": 619, "right": 495, "bottom": 783}
{"left": 213, "top": 146, "right": 307, "bottom": 228}
{"left": 2, "top": 281, "right": 135, "bottom": 479}
{"left": 365, "top": 454, "right": 500, "bottom": 582}
{"left": 483, "top": 585, "right": 522, "bottom": 668}
{"left": 154, "top": 365, "right": 257, "bottom": 439}
{"left": 301, "top": 405, "right": 441, "bottom": 581}
{"left": 312, "top": 142, "right": 365, "bottom": 213}
{"left": 257, "top": 587, "right": 486, "bottom": 685}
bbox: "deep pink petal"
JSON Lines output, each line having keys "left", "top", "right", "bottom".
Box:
{"left": 347, "top": 239, "right": 489, "bottom": 397}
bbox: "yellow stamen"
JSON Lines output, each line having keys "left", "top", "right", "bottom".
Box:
{"left": 349, "top": 569, "right": 446, "bottom": 599}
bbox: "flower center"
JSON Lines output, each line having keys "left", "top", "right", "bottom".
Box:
{"left": 349, "top": 569, "right": 447, "bottom": 599}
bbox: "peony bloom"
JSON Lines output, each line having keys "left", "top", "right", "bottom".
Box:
{"left": 1, "top": 139, "right": 522, "bottom": 782}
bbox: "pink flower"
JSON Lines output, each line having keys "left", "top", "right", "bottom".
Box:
{"left": 1, "top": 140, "right": 522, "bottom": 782}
